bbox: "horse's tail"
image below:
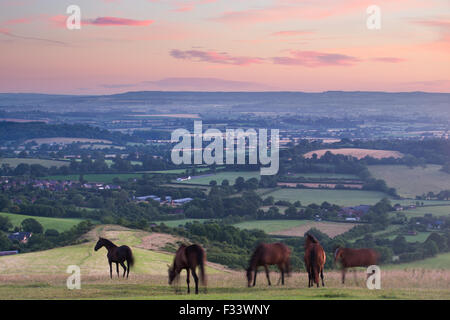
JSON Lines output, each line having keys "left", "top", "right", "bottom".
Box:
{"left": 127, "top": 247, "right": 135, "bottom": 268}
{"left": 310, "top": 245, "right": 317, "bottom": 284}
{"left": 198, "top": 247, "right": 207, "bottom": 286}
{"left": 285, "top": 247, "right": 292, "bottom": 277}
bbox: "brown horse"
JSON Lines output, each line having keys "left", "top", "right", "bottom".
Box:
{"left": 94, "top": 237, "right": 134, "bottom": 279}
{"left": 334, "top": 247, "right": 379, "bottom": 284}
{"left": 168, "top": 244, "right": 206, "bottom": 294}
{"left": 246, "top": 242, "right": 291, "bottom": 287}
{"left": 304, "top": 234, "right": 326, "bottom": 288}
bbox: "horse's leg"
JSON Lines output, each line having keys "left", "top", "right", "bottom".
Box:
{"left": 252, "top": 267, "right": 258, "bottom": 287}
{"left": 321, "top": 267, "right": 325, "bottom": 287}
{"left": 109, "top": 261, "right": 112, "bottom": 279}
{"left": 116, "top": 263, "right": 119, "bottom": 278}
{"left": 126, "top": 259, "right": 130, "bottom": 278}
{"left": 186, "top": 268, "right": 190, "bottom": 294}
{"left": 120, "top": 261, "right": 127, "bottom": 278}
{"left": 191, "top": 268, "right": 199, "bottom": 294}
{"left": 342, "top": 268, "right": 346, "bottom": 284}
{"left": 264, "top": 265, "right": 271, "bottom": 286}
{"left": 353, "top": 269, "right": 359, "bottom": 285}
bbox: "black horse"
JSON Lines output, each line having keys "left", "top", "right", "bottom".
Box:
{"left": 94, "top": 237, "right": 134, "bottom": 278}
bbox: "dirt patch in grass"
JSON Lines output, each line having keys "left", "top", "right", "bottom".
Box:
{"left": 270, "top": 221, "right": 359, "bottom": 238}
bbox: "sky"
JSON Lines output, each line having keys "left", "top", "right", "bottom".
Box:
{"left": 0, "top": 0, "right": 449, "bottom": 94}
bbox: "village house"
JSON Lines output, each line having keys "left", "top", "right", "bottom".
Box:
{"left": 8, "top": 232, "right": 32, "bottom": 243}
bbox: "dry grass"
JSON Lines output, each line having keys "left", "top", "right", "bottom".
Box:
{"left": 304, "top": 148, "right": 403, "bottom": 160}
{"left": 0, "top": 270, "right": 449, "bottom": 300}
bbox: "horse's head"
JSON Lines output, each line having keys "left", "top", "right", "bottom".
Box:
{"left": 246, "top": 267, "right": 253, "bottom": 287}
{"left": 94, "top": 238, "right": 104, "bottom": 251}
{"left": 167, "top": 264, "right": 177, "bottom": 285}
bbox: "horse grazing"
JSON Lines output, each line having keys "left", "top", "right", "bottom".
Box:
{"left": 334, "top": 247, "right": 379, "bottom": 284}
{"left": 304, "top": 234, "right": 326, "bottom": 288}
{"left": 168, "top": 244, "right": 207, "bottom": 294}
{"left": 94, "top": 237, "right": 134, "bottom": 279}
{"left": 246, "top": 242, "right": 291, "bottom": 287}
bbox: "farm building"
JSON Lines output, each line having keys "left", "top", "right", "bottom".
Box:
{"left": 172, "top": 198, "right": 193, "bottom": 205}
{"left": 339, "top": 204, "right": 371, "bottom": 219}
{"left": 8, "top": 232, "right": 32, "bottom": 243}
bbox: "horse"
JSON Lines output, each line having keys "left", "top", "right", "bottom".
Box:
{"left": 246, "top": 242, "right": 291, "bottom": 287}
{"left": 304, "top": 234, "right": 326, "bottom": 288}
{"left": 94, "top": 237, "right": 134, "bottom": 279}
{"left": 334, "top": 247, "right": 379, "bottom": 284}
{"left": 168, "top": 244, "right": 206, "bottom": 294}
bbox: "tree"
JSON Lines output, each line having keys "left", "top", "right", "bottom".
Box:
{"left": 21, "top": 218, "right": 44, "bottom": 234}
{"left": 234, "top": 176, "right": 245, "bottom": 192}
{"left": 0, "top": 216, "right": 12, "bottom": 231}
{"left": 0, "top": 195, "right": 11, "bottom": 211}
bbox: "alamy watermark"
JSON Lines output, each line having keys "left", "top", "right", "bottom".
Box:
{"left": 366, "top": 265, "right": 381, "bottom": 290}
{"left": 66, "top": 265, "right": 81, "bottom": 289}
{"left": 366, "top": 5, "right": 381, "bottom": 30}
{"left": 171, "top": 121, "right": 279, "bottom": 175}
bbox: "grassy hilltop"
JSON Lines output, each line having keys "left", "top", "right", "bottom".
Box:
{"left": 0, "top": 225, "right": 449, "bottom": 300}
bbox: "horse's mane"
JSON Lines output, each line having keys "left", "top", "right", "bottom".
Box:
{"left": 248, "top": 243, "right": 264, "bottom": 269}
{"left": 99, "top": 237, "right": 117, "bottom": 247}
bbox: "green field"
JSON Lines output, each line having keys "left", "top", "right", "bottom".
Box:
{"left": 43, "top": 173, "right": 145, "bottom": 183}
{"left": 0, "top": 158, "right": 69, "bottom": 168}
{"left": 0, "top": 212, "right": 90, "bottom": 232}
{"left": 175, "top": 171, "right": 260, "bottom": 185}
{"left": 233, "top": 220, "right": 310, "bottom": 233}
{"left": 285, "top": 173, "right": 360, "bottom": 180}
{"left": 368, "top": 165, "right": 450, "bottom": 198}
{"left": 396, "top": 205, "right": 450, "bottom": 218}
{"left": 387, "top": 232, "right": 433, "bottom": 243}
{"left": 151, "top": 219, "right": 210, "bottom": 228}
{"left": 261, "top": 188, "right": 389, "bottom": 206}
{"left": 386, "top": 252, "right": 450, "bottom": 270}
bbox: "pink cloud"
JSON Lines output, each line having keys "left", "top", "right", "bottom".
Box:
{"left": 272, "top": 50, "right": 360, "bottom": 67}
{"left": 2, "top": 17, "right": 32, "bottom": 25}
{"left": 48, "top": 15, "right": 154, "bottom": 28}
{"left": 371, "top": 57, "right": 405, "bottom": 63}
{"left": 83, "top": 17, "right": 154, "bottom": 27}
{"left": 170, "top": 49, "right": 264, "bottom": 66}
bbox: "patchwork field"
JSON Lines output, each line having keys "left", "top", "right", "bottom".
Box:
{"left": 261, "top": 188, "right": 389, "bottom": 206}
{"left": 0, "top": 212, "right": 90, "bottom": 232}
{"left": 0, "top": 158, "right": 69, "bottom": 168}
{"left": 304, "top": 148, "right": 404, "bottom": 160}
{"left": 233, "top": 220, "right": 358, "bottom": 238}
{"left": 175, "top": 171, "right": 260, "bottom": 185}
{"left": 368, "top": 165, "right": 450, "bottom": 198}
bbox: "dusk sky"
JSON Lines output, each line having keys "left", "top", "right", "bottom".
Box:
{"left": 0, "top": 0, "right": 449, "bottom": 94}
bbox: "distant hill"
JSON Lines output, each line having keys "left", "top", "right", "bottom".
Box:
{"left": 0, "top": 91, "right": 449, "bottom": 120}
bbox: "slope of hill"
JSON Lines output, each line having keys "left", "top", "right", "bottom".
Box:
{"left": 0, "top": 225, "right": 226, "bottom": 276}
